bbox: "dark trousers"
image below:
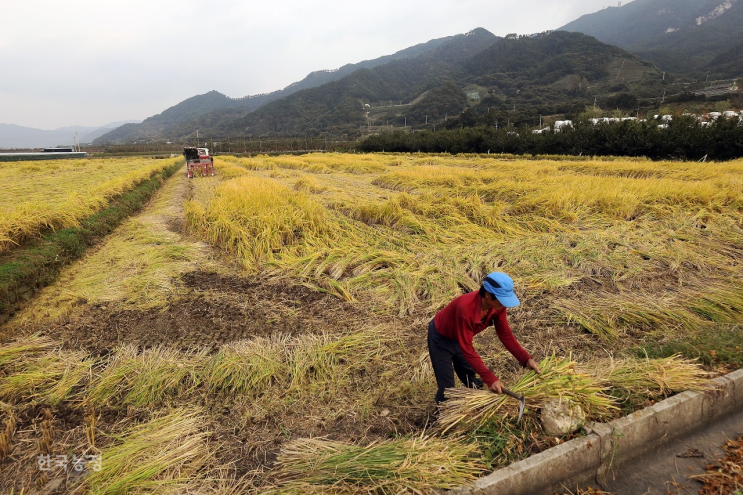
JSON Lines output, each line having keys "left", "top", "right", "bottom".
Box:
{"left": 427, "top": 320, "right": 482, "bottom": 404}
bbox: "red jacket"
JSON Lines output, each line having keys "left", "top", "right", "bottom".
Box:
{"left": 433, "top": 291, "right": 531, "bottom": 386}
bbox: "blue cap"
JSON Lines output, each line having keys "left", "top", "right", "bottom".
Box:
{"left": 482, "top": 272, "right": 520, "bottom": 308}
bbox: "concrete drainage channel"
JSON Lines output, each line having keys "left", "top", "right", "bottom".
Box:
{"left": 450, "top": 368, "right": 743, "bottom": 495}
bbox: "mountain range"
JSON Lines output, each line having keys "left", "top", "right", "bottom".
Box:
{"left": 0, "top": 121, "right": 140, "bottom": 150}
{"left": 93, "top": 35, "right": 462, "bottom": 144}
{"left": 95, "top": 28, "right": 669, "bottom": 142}
{"left": 54, "top": 0, "right": 743, "bottom": 145}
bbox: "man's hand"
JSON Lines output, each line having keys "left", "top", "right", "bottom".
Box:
{"left": 488, "top": 379, "right": 503, "bottom": 394}
{"left": 526, "top": 358, "right": 541, "bottom": 374}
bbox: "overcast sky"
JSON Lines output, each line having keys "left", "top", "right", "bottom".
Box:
{"left": 1, "top": 0, "right": 627, "bottom": 129}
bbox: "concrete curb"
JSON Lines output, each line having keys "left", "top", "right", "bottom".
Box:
{"left": 450, "top": 368, "right": 743, "bottom": 495}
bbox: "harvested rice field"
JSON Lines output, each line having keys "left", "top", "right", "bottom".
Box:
{"left": 1, "top": 153, "right": 742, "bottom": 493}
{"left": 0, "top": 156, "right": 182, "bottom": 254}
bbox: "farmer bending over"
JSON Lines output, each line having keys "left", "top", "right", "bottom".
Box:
{"left": 428, "top": 272, "right": 539, "bottom": 404}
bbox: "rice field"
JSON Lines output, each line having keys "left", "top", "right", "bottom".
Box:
{"left": 0, "top": 155, "right": 182, "bottom": 253}
{"left": 189, "top": 153, "right": 743, "bottom": 336}
{"left": 0, "top": 152, "right": 741, "bottom": 493}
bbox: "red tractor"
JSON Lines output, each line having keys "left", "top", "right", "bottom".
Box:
{"left": 183, "top": 147, "right": 215, "bottom": 178}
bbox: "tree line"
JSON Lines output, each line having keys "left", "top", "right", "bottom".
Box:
{"left": 356, "top": 115, "right": 743, "bottom": 160}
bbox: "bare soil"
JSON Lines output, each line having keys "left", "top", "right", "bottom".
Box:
{"left": 42, "top": 271, "right": 372, "bottom": 355}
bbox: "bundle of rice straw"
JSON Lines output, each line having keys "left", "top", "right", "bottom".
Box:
{"left": 583, "top": 354, "right": 713, "bottom": 398}
{"left": 272, "top": 435, "right": 483, "bottom": 494}
{"left": 437, "top": 355, "right": 616, "bottom": 434}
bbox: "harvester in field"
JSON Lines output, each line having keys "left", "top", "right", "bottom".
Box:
{"left": 183, "top": 147, "right": 215, "bottom": 178}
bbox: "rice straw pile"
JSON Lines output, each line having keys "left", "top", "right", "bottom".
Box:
{"left": 583, "top": 354, "right": 713, "bottom": 397}
{"left": 79, "top": 410, "right": 211, "bottom": 494}
{"left": 0, "top": 334, "right": 55, "bottom": 367}
{"left": 437, "top": 355, "right": 616, "bottom": 434}
{"left": 272, "top": 436, "right": 484, "bottom": 494}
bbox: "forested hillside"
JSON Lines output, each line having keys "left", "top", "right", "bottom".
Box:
{"left": 560, "top": 0, "right": 743, "bottom": 78}
{"left": 96, "top": 91, "right": 252, "bottom": 144}
{"left": 219, "top": 29, "right": 499, "bottom": 136}
{"left": 217, "top": 31, "right": 664, "bottom": 137}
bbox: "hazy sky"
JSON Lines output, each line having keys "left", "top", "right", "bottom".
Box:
{"left": 1, "top": 0, "right": 626, "bottom": 129}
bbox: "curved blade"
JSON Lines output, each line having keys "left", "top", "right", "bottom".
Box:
{"left": 502, "top": 387, "right": 526, "bottom": 424}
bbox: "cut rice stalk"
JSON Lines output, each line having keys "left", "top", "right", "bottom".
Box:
{"left": 272, "top": 436, "right": 484, "bottom": 494}
{"left": 0, "top": 334, "right": 56, "bottom": 367}
{"left": 205, "top": 335, "right": 290, "bottom": 395}
{"left": 289, "top": 328, "right": 392, "bottom": 388}
{"left": 438, "top": 355, "right": 616, "bottom": 434}
{"left": 78, "top": 409, "right": 211, "bottom": 495}
{"left": 0, "top": 349, "right": 92, "bottom": 405}
{"left": 87, "top": 345, "right": 204, "bottom": 407}
{"left": 582, "top": 354, "right": 714, "bottom": 398}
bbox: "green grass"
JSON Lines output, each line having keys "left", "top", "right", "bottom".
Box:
{"left": 638, "top": 325, "right": 743, "bottom": 370}
{"left": 468, "top": 418, "right": 543, "bottom": 471}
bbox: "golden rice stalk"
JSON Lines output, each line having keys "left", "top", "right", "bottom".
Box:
{"left": 87, "top": 345, "right": 204, "bottom": 407}
{"left": 0, "top": 402, "right": 15, "bottom": 461}
{"left": 78, "top": 410, "right": 211, "bottom": 495}
{"left": 38, "top": 408, "right": 53, "bottom": 455}
{"left": 85, "top": 405, "right": 97, "bottom": 449}
{"left": 0, "top": 157, "right": 179, "bottom": 253}
{"left": 0, "top": 334, "right": 56, "bottom": 367}
{"left": 582, "top": 354, "right": 713, "bottom": 397}
{"left": 289, "top": 329, "right": 392, "bottom": 388}
{"left": 438, "top": 355, "right": 616, "bottom": 434}
{"left": 272, "top": 436, "right": 484, "bottom": 494}
{"left": 205, "top": 335, "right": 289, "bottom": 395}
{"left": 0, "top": 349, "right": 92, "bottom": 404}
{"left": 185, "top": 176, "right": 331, "bottom": 266}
